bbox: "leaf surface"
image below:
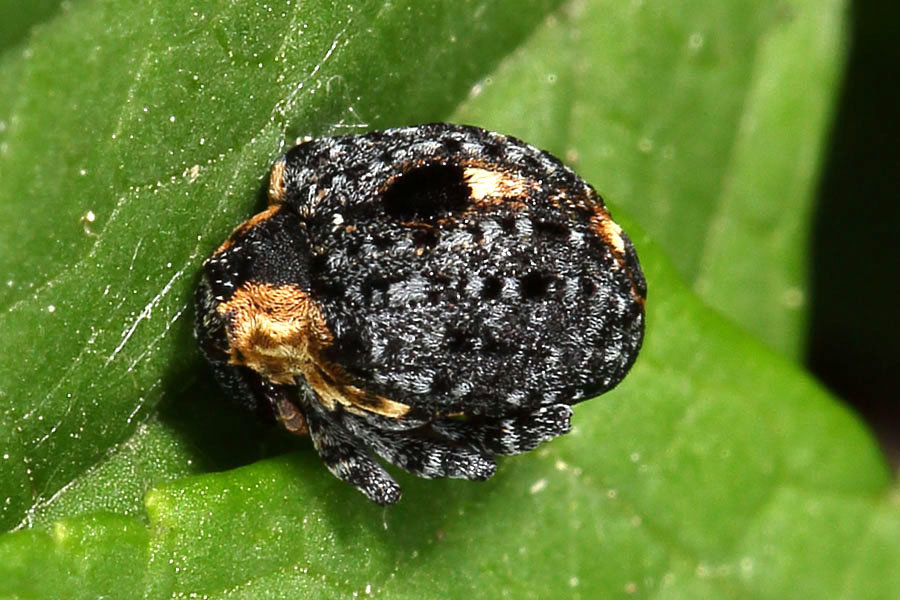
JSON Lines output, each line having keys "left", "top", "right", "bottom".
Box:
{"left": 1, "top": 1, "right": 896, "bottom": 599}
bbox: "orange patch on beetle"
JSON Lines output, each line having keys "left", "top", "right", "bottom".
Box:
{"left": 588, "top": 207, "right": 646, "bottom": 307}
{"left": 589, "top": 209, "right": 627, "bottom": 259}
{"left": 268, "top": 157, "right": 288, "bottom": 204}
{"left": 218, "top": 281, "right": 412, "bottom": 420}
{"left": 213, "top": 205, "right": 283, "bottom": 255}
{"left": 217, "top": 281, "right": 333, "bottom": 384}
{"left": 305, "top": 360, "right": 414, "bottom": 419}
{"left": 463, "top": 167, "right": 532, "bottom": 208}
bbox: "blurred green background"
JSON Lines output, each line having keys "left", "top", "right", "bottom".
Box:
{"left": 808, "top": 0, "right": 899, "bottom": 464}
{"left": 0, "top": 0, "right": 898, "bottom": 597}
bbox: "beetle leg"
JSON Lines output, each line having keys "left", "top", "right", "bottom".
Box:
{"left": 432, "top": 403, "right": 573, "bottom": 456}
{"left": 343, "top": 413, "right": 496, "bottom": 481}
{"left": 303, "top": 402, "right": 402, "bottom": 505}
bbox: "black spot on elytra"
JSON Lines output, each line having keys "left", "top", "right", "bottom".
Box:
{"left": 309, "top": 277, "right": 346, "bottom": 300}
{"left": 344, "top": 239, "right": 361, "bottom": 256}
{"left": 430, "top": 273, "right": 451, "bottom": 287}
{"left": 467, "top": 223, "right": 485, "bottom": 244}
{"left": 382, "top": 163, "right": 470, "bottom": 221}
{"left": 479, "top": 141, "right": 505, "bottom": 160}
{"left": 333, "top": 330, "right": 367, "bottom": 364}
{"left": 481, "top": 275, "right": 502, "bottom": 299}
{"left": 426, "top": 273, "right": 450, "bottom": 304}
{"left": 519, "top": 154, "right": 541, "bottom": 174}
{"left": 309, "top": 253, "right": 329, "bottom": 275}
{"left": 430, "top": 371, "right": 453, "bottom": 395}
{"left": 371, "top": 235, "right": 394, "bottom": 250}
{"left": 412, "top": 227, "right": 440, "bottom": 250}
{"left": 521, "top": 271, "right": 554, "bottom": 300}
{"left": 499, "top": 215, "right": 517, "bottom": 233}
{"left": 361, "top": 276, "right": 391, "bottom": 302}
{"left": 445, "top": 327, "right": 473, "bottom": 352}
{"left": 442, "top": 137, "right": 463, "bottom": 153}
{"left": 533, "top": 218, "right": 570, "bottom": 238}
{"left": 579, "top": 277, "right": 596, "bottom": 298}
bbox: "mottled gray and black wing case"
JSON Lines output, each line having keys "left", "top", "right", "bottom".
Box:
{"left": 274, "top": 123, "right": 645, "bottom": 417}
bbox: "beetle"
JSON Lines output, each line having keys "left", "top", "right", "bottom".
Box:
{"left": 195, "top": 123, "right": 646, "bottom": 504}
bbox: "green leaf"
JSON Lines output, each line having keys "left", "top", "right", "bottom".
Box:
{"left": 2, "top": 236, "right": 898, "bottom": 599}
{"left": 1, "top": 1, "right": 897, "bottom": 599}
{"left": 0, "top": 0, "right": 65, "bottom": 52}
{"left": 0, "top": 514, "right": 149, "bottom": 600}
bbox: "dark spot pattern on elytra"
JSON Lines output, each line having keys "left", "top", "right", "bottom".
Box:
{"left": 481, "top": 275, "right": 502, "bottom": 299}
{"left": 532, "top": 218, "right": 570, "bottom": 238}
{"left": 382, "top": 163, "right": 470, "bottom": 221}
{"left": 195, "top": 123, "right": 646, "bottom": 506}
{"left": 520, "top": 271, "right": 554, "bottom": 300}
